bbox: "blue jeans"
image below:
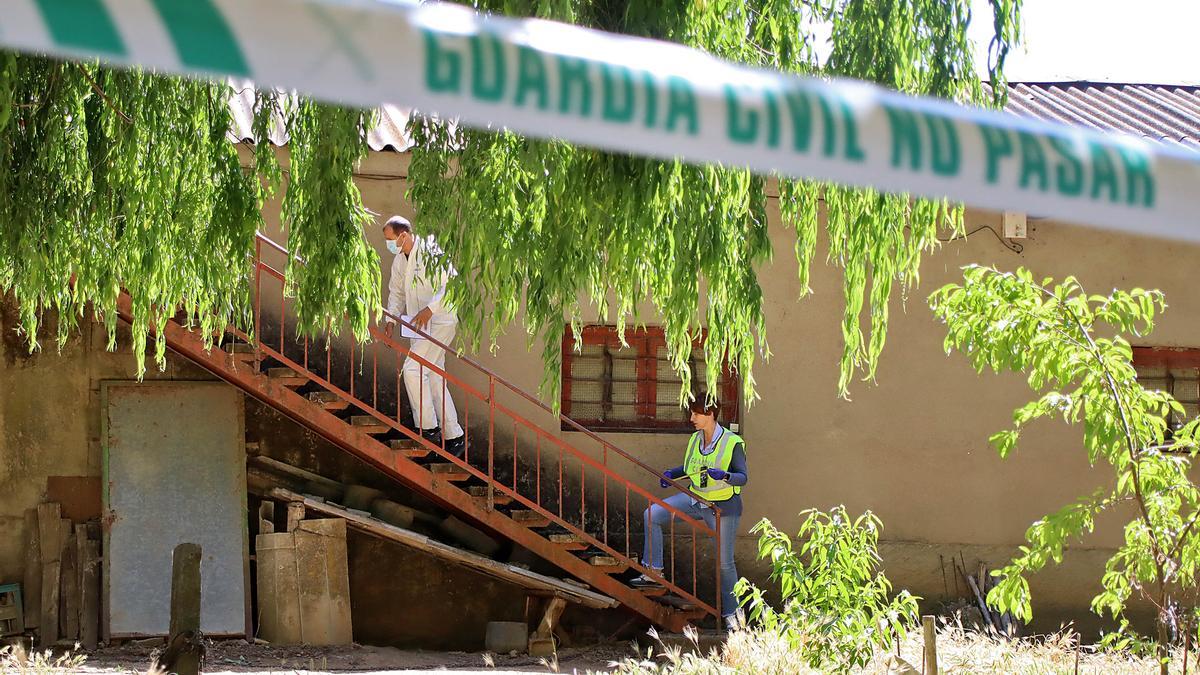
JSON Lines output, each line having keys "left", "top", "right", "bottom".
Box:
{"left": 643, "top": 492, "right": 740, "bottom": 617}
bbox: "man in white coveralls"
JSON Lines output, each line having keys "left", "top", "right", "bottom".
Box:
{"left": 382, "top": 215, "right": 466, "bottom": 456}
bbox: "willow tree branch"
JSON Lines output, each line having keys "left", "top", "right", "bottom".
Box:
{"left": 76, "top": 64, "right": 132, "bottom": 124}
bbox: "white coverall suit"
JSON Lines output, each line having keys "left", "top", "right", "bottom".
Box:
{"left": 386, "top": 235, "right": 464, "bottom": 440}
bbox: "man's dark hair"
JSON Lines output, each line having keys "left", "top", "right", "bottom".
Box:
{"left": 383, "top": 215, "right": 412, "bottom": 236}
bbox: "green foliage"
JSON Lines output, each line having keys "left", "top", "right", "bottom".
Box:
{"left": 280, "top": 100, "right": 380, "bottom": 337}
{"left": 930, "top": 265, "right": 1200, "bottom": 666}
{"left": 0, "top": 1, "right": 1021, "bottom": 392}
{"left": 735, "top": 506, "right": 919, "bottom": 671}
{"left": 408, "top": 0, "right": 1022, "bottom": 403}
{"left": 0, "top": 56, "right": 379, "bottom": 370}
{"left": 0, "top": 58, "right": 263, "bottom": 373}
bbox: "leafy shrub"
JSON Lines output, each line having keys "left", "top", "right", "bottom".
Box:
{"left": 735, "top": 506, "right": 919, "bottom": 671}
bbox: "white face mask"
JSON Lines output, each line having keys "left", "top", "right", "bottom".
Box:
{"left": 386, "top": 239, "right": 400, "bottom": 255}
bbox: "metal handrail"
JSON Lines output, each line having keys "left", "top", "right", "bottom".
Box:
{"left": 255, "top": 232, "right": 718, "bottom": 510}
{"left": 250, "top": 232, "right": 721, "bottom": 618}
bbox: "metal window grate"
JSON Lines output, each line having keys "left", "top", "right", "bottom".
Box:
{"left": 1134, "top": 347, "right": 1200, "bottom": 436}
{"left": 561, "top": 325, "right": 741, "bottom": 433}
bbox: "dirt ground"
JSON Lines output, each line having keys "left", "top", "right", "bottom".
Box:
{"left": 74, "top": 640, "right": 634, "bottom": 674}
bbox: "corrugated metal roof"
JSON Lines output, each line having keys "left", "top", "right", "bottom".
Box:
{"left": 996, "top": 82, "right": 1200, "bottom": 149}
{"left": 228, "top": 85, "right": 414, "bottom": 152}
{"left": 229, "top": 81, "right": 1200, "bottom": 153}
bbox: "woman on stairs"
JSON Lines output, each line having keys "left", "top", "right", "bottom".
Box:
{"left": 632, "top": 393, "right": 748, "bottom": 625}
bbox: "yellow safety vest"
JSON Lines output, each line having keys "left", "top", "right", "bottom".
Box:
{"left": 682, "top": 428, "right": 744, "bottom": 502}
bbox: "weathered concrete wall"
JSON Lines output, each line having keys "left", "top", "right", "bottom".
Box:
{"left": 0, "top": 314, "right": 215, "bottom": 585}
{"left": 347, "top": 531, "right": 528, "bottom": 651}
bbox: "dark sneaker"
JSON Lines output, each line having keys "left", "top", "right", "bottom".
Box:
{"left": 630, "top": 573, "right": 663, "bottom": 587}
{"left": 445, "top": 434, "right": 467, "bottom": 458}
{"left": 420, "top": 427, "right": 442, "bottom": 446}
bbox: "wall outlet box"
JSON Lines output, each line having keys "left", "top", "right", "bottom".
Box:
{"left": 729, "top": 423, "right": 740, "bottom": 433}
{"left": 1002, "top": 211, "right": 1027, "bottom": 239}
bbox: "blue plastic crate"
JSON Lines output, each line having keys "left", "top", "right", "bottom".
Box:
{"left": 0, "top": 583, "right": 24, "bottom": 636}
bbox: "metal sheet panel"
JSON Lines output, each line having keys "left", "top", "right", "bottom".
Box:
{"left": 102, "top": 382, "right": 247, "bottom": 637}
{"left": 991, "top": 82, "right": 1200, "bottom": 149}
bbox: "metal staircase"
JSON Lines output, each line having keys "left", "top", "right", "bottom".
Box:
{"left": 115, "top": 232, "right": 723, "bottom": 632}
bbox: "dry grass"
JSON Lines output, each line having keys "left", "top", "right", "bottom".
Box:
{"left": 0, "top": 645, "right": 87, "bottom": 675}
{"left": 602, "top": 622, "right": 1200, "bottom": 674}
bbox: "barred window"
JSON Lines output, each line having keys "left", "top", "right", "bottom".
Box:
{"left": 560, "top": 325, "right": 741, "bottom": 433}
{"left": 1133, "top": 346, "right": 1200, "bottom": 435}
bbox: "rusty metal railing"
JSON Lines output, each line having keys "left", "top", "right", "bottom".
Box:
{"left": 240, "top": 232, "right": 722, "bottom": 621}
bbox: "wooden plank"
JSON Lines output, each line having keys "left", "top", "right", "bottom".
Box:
{"left": 40, "top": 561, "right": 60, "bottom": 645}
{"left": 248, "top": 456, "right": 343, "bottom": 495}
{"left": 37, "top": 504, "right": 61, "bottom": 562}
{"left": 510, "top": 510, "right": 551, "bottom": 528}
{"left": 528, "top": 596, "right": 568, "bottom": 657}
{"left": 268, "top": 488, "right": 617, "bottom": 610}
{"left": 60, "top": 520, "right": 79, "bottom": 640}
{"left": 37, "top": 504, "right": 62, "bottom": 645}
{"left": 79, "top": 535, "right": 100, "bottom": 651}
{"left": 267, "top": 368, "right": 308, "bottom": 386}
{"left": 258, "top": 501, "right": 275, "bottom": 535}
{"left": 22, "top": 509, "right": 41, "bottom": 630}
{"left": 350, "top": 416, "right": 390, "bottom": 434}
{"left": 468, "top": 486, "right": 513, "bottom": 505}
{"left": 294, "top": 519, "right": 352, "bottom": 645}
{"left": 923, "top": 615, "right": 939, "bottom": 675}
{"left": 255, "top": 532, "right": 302, "bottom": 644}
{"left": 163, "top": 543, "right": 202, "bottom": 675}
{"left": 286, "top": 502, "right": 305, "bottom": 533}
{"left": 308, "top": 392, "right": 349, "bottom": 411}
{"left": 46, "top": 477, "right": 102, "bottom": 522}
{"left": 427, "top": 462, "right": 471, "bottom": 481}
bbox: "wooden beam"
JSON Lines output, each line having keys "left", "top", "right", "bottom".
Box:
{"left": 258, "top": 501, "right": 275, "bottom": 535}
{"left": 37, "top": 503, "right": 62, "bottom": 646}
{"left": 161, "top": 544, "right": 203, "bottom": 675}
{"left": 22, "top": 509, "right": 41, "bottom": 631}
{"left": 60, "top": 520, "right": 79, "bottom": 640}
{"left": 286, "top": 502, "right": 305, "bottom": 533}
{"left": 268, "top": 488, "right": 616, "bottom": 610}
{"left": 249, "top": 456, "right": 343, "bottom": 495}
{"left": 528, "top": 597, "right": 568, "bottom": 657}
{"left": 78, "top": 529, "right": 100, "bottom": 651}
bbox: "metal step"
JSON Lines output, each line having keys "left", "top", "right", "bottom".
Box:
{"left": 547, "top": 533, "right": 588, "bottom": 551}
{"left": 308, "top": 391, "right": 349, "bottom": 411}
{"left": 509, "top": 509, "right": 552, "bottom": 528}
{"left": 267, "top": 367, "right": 307, "bottom": 387}
{"left": 636, "top": 585, "right": 668, "bottom": 597}
{"left": 225, "top": 342, "right": 256, "bottom": 363}
{"left": 428, "top": 462, "right": 471, "bottom": 482}
{"left": 468, "top": 485, "right": 514, "bottom": 505}
{"left": 584, "top": 554, "right": 627, "bottom": 574}
{"left": 350, "top": 415, "right": 391, "bottom": 435}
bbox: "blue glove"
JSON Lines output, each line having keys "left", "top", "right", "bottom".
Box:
{"left": 659, "top": 468, "right": 680, "bottom": 488}
{"left": 706, "top": 467, "right": 728, "bottom": 481}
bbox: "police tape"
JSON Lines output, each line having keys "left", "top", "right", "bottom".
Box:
{"left": 3, "top": 0, "right": 1200, "bottom": 240}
